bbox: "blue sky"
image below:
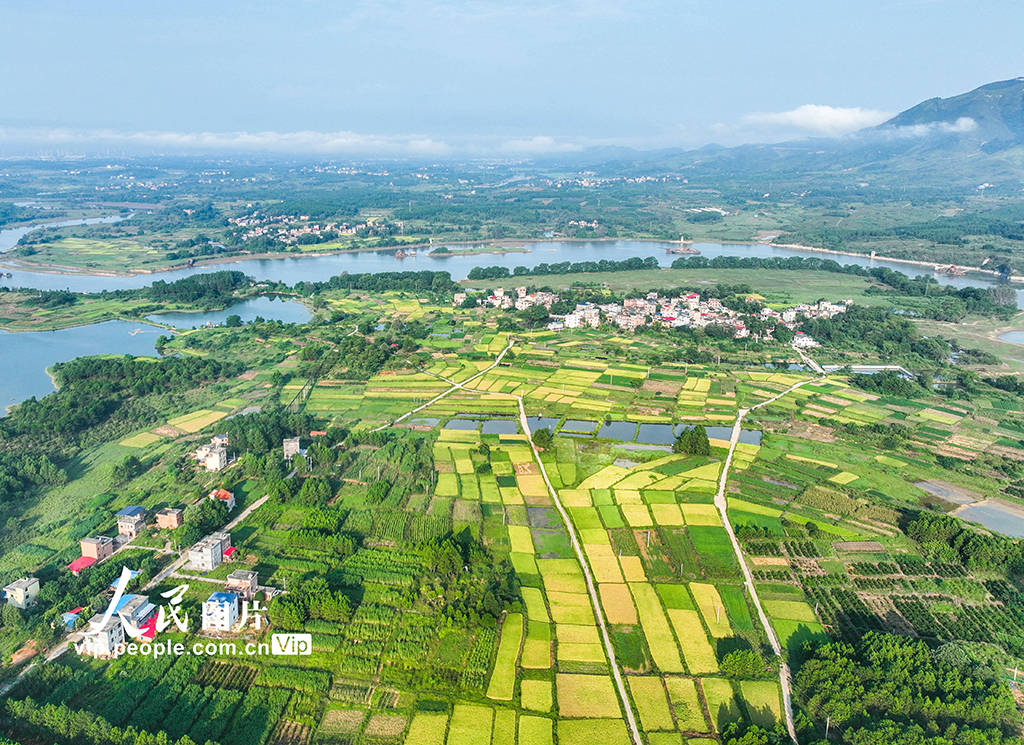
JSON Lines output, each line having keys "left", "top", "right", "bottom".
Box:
{"left": 0, "top": 0, "right": 1021, "bottom": 156}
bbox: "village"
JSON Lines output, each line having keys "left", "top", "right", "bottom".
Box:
{"left": 0, "top": 433, "right": 310, "bottom": 660}
{"left": 455, "top": 286, "right": 849, "bottom": 346}
{"left": 228, "top": 210, "right": 391, "bottom": 245}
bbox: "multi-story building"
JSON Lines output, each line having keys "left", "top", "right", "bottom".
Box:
{"left": 3, "top": 577, "right": 40, "bottom": 609}
{"left": 201, "top": 592, "right": 240, "bottom": 632}
{"left": 80, "top": 536, "right": 115, "bottom": 561}
{"left": 188, "top": 531, "right": 232, "bottom": 572}
{"left": 155, "top": 507, "right": 184, "bottom": 529}
{"left": 78, "top": 614, "right": 125, "bottom": 658}
{"left": 225, "top": 569, "right": 259, "bottom": 600}
{"left": 283, "top": 437, "right": 302, "bottom": 460}
{"left": 116, "top": 506, "right": 147, "bottom": 538}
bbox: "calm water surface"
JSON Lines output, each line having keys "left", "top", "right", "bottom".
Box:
{"left": 1, "top": 321, "right": 163, "bottom": 409}
{"left": 146, "top": 296, "right": 312, "bottom": 328}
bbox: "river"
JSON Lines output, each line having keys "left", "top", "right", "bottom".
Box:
{"left": 1, "top": 223, "right": 1022, "bottom": 407}
{"left": 0, "top": 213, "right": 129, "bottom": 253}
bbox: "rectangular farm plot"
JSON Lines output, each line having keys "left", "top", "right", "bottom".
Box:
{"left": 486, "top": 613, "right": 523, "bottom": 700}
{"left": 738, "top": 680, "right": 782, "bottom": 727}
{"left": 651, "top": 503, "right": 685, "bottom": 526}
{"left": 166, "top": 408, "right": 227, "bottom": 433}
{"left": 620, "top": 504, "right": 654, "bottom": 527}
{"left": 405, "top": 712, "right": 449, "bottom": 745}
{"left": 518, "top": 715, "right": 554, "bottom": 745}
{"left": 627, "top": 676, "right": 675, "bottom": 731}
{"left": 629, "top": 583, "right": 684, "bottom": 673}
{"left": 665, "top": 609, "right": 718, "bottom": 674}
{"left": 556, "top": 674, "right": 622, "bottom": 718}
{"left": 508, "top": 525, "right": 536, "bottom": 554}
{"left": 664, "top": 676, "right": 710, "bottom": 732}
{"left": 492, "top": 710, "right": 515, "bottom": 745}
{"left": 763, "top": 599, "right": 818, "bottom": 623}
{"left": 521, "top": 621, "right": 553, "bottom": 669}
{"left": 701, "top": 678, "right": 742, "bottom": 733}
{"left": 521, "top": 679, "right": 553, "bottom": 712}
{"left": 689, "top": 583, "right": 731, "bottom": 637}
{"left": 557, "top": 719, "right": 632, "bottom": 745}
{"left": 446, "top": 704, "right": 493, "bottom": 745}
{"left": 619, "top": 556, "right": 646, "bottom": 582}
{"left": 548, "top": 591, "right": 596, "bottom": 625}
{"left": 680, "top": 504, "right": 721, "bottom": 527}
{"left": 600, "top": 583, "right": 638, "bottom": 625}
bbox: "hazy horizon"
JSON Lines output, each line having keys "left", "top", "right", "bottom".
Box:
{"left": 2, "top": 0, "right": 1021, "bottom": 157}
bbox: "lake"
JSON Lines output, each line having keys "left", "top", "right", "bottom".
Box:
{"left": 0, "top": 321, "right": 164, "bottom": 410}
{"left": 2, "top": 233, "right": 1020, "bottom": 305}
{"left": 1, "top": 297, "right": 312, "bottom": 406}
{"left": 146, "top": 296, "right": 312, "bottom": 329}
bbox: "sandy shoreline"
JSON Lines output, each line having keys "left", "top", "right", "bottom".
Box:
{"left": 1, "top": 234, "right": 1021, "bottom": 283}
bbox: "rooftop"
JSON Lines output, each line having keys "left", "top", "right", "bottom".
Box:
{"left": 116, "top": 505, "right": 146, "bottom": 518}
{"left": 67, "top": 556, "right": 98, "bottom": 572}
{"left": 206, "top": 591, "right": 238, "bottom": 604}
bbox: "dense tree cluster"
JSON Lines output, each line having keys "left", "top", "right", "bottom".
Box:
{"left": 3, "top": 698, "right": 199, "bottom": 745}
{"left": 468, "top": 255, "right": 660, "bottom": 280}
{"left": 268, "top": 577, "right": 352, "bottom": 630}
{"left": 0, "top": 452, "right": 67, "bottom": 503}
{"left": 421, "top": 531, "right": 519, "bottom": 626}
{"left": 905, "top": 511, "right": 1022, "bottom": 572}
{"left": 794, "top": 632, "right": 1019, "bottom": 745}
{"left": 673, "top": 425, "right": 711, "bottom": 455}
{"left": 2, "top": 356, "right": 241, "bottom": 445}
{"left": 297, "top": 270, "right": 457, "bottom": 294}
{"left": 802, "top": 306, "right": 950, "bottom": 360}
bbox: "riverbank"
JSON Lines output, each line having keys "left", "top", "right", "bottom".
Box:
{"left": 766, "top": 240, "right": 1024, "bottom": 282}
{"left": 0, "top": 237, "right": 537, "bottom": 278}
{"left": 0, "top": 289, "right": 311, "bottom": 333}
{"left": 4, "top": 231, "right": 1021, "bottom": 284}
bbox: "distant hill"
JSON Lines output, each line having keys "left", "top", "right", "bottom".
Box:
{"left": 575, "top": 78, "right": 1024, "bottom": 195}
{"left": 876, "top": 77, "right": 1024, "bottom": 150}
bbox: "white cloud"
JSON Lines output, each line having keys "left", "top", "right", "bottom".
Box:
{"left": 887, "top": 116, "right": 978, "bottom": 138}
{"left": 0, "top": 126, "right": 455, "bottom": 156}
{"left": 0, "top": 126, "right": 612, "bottom": 158}
{"left": 742, "top": 104, "right": 892, "bottom": 136}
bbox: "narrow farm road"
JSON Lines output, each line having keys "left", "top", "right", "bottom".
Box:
{"left": 714, "top": 374, "right": 823, "bottom": 744}
{"left": 371, "top": 340, "right": 516, "bottom": 433}
{"left": 517, "top": 397, "right": 644, "bottom": 745}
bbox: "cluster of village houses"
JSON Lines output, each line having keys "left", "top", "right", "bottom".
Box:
{"left": 454, "top": 287, "right": 848, "bottom": 348}
{"left": 228, "top": 211, "right": 373, "bottom": 244}
{"left": 1, "top": 433, "right": 311, "bottom": 659}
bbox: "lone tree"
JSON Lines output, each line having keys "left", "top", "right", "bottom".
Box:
{"left": 532, "top": 428, "right": 554, "bottom": 450}
{"left": 673, "top": 425, "right": 710, "bottom": 456}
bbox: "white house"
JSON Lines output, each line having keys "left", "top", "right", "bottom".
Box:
{"left": 201, "top": 592, "right": 240, "bottom": 632}
{"left": 3, "top": 577, "right": 40, "bottom": 609}
{"left": 79, "top": 614, "right": 125, "bottom": 658}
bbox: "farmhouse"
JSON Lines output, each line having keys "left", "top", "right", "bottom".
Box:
{"left": 283, "top": 437, "right": 302, "bottom": 459}
{"left": 201, "top": 591, "right": 240, "bottom": 631}
{"left": 225, "top": 569, "right": 258, "bottom": 600}
{"left": 208, "top": 488, "right": 236, "bottom": 512}
{"left": 3, "top": 577, "right": 40, "bottom": 609}
{"left": 78, "top": 614, "right": 124, "bottom": 658}
{"left": 116, "top": 506, "right": 147, "bottom": 538}
{"left": 188, "top": 531, "right": 233, "bottom": 572}
{"left": 155, "top": 507, "right": 184, "bottom": 529}
{"left": 80, "top": 535, "right": 115, "bottom": 561}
